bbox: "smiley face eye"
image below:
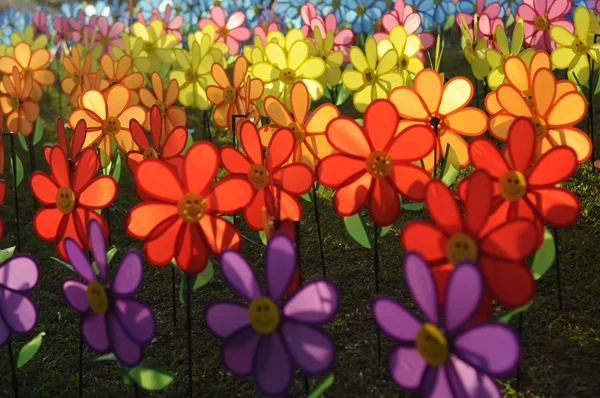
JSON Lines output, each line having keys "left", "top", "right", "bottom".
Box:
{"left": 463, "top": 243, "right": 468, "bottom": 249}
{"left": 508, "top": 178, "right": 512, "bottom": 183}
{"left": 455, "top": 242, "right": 461, "bottom": 248}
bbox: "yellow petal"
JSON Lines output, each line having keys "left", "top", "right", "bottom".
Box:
{"left": 494, "top": 24, "right": 509, "bottom": 54}
{"left": 353, "top": 85, "right": 372, "bottom": 113}
{"left": 550, "top": 25, "right": 575, "bottom": 47}
{"left": 365, "top": 37, "right": 378, "bottom": 70}
{"left": 574, "top": 6, "right": 590, "bottom": 39}
{"left": 253, "top": 62, "right": 279, "bottom": 83}
{"left": 265, "top": 42, "right": 287, "bottom": 70}
{"left": 376, "top": 49, "right": 398, "bottom": 75}
{"left": 295, "top": 57, "right": 325, "bottom": 79}
{"left": 551, "top": 47, "right": 575, "bottom": 69}
{"left": 568, "top": 53, "right": 589, "bottom": 86}
{"left": 378, "top": 72, "right": 404, "bottom": 92}
{"left": 81, "top": 90, "right": 107, "bottom": 120}
{"left": 342, "top": 70, "right": 364, "bottom": 91}
{"left": 511, "top": 19, "right": 525, "bottom": 55}
{"left": 405, "top": 35, "right": 421, "bottom": 57}
{"left": 288, "top": 41, "right": 310, "bottom": 71}
{"left": 299, "top": 78, "right": 324, "bottom": 100}
{"left": 350, "top": 46, "right": 368, "bottom": 72}
{"left": 439, "top": 77, "right": 473, "bottom": 115}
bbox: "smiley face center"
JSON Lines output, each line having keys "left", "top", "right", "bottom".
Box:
{"left": 100, "top": 35, "right": 110, "bottom": 46}
{"left": 572, "top": 38, "right": 588, "bottom": 55}
{"left": 416, "top": 323, "right": 449, "bottom": 367}
{"left": 248, "top": 296, "right": 280, "bottom": 334}
{"left": 499, "top": 170, "right": 527, "bottom": 202}
{"left": 446, "top": 233, "right": 478, "bottom": 265}
{"left": 223, "top": 85, "right": 237, "bottom": 104}
{"left": 531, "top": 116, "right": 547, "bottom": 141}
{"left": 143, "top": 41, "right": 153, "bottom": 52}
{"left": 521, "top": 90, "right": 535, "bottom": 110}
{"left": 143, "top": 147, "right": 158, "bottom": 159}
{"left": 287, "top": 122, "right": 305, "bottom": 144}
{"left": 534, "top": 15, "right": 549, "bottom": 31}
{"left": 177, "top": 193, "right": 206, "bottom": 223}
{"left": 154, "top": 100, "right": 166, "bottom": 114}
{"left": 398, "top": 55, "right": 409, "bottom": 70}
{"left": 103, "top": 116, "right": 121, "bottom": 136}
{"left": 366, "top": 150, "right": 392, "bottom": 178}
{"left": 218, "top": 25, "right": 230, "bottom": 38}
{"left": 247, "top": 164, "right": 269, "bottom": 190}
{"left": 55, "top": 186, "right": 75, "bottom": 214}
{"left": 86, "top": 281, "right": 109, "bottom": 314}
{"left": 21, "top": 67, "right": 33, "bottom": 79}
{"left": 279, "top": 68, "right": 296, "bottom": 84}
{"left": 362, "top": 68, "right": 376, "bottom": 85}
{"left": 184, "top": 68, "right": 197, "bottom": 83}
{"left": 9, "top": 95, "right": 20, "bottom": 110}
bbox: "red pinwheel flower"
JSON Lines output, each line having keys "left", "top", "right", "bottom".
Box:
{"left": 30, "top": 146, "right": 117, "bottom": 259}
{"left": 316, "top": 99, "right": 434, "bottom": 226}
{"left": 125, "top": 141, "right": 253, "bottom": 274}
{"left": 401, "top": 170, "right": 539, "bottom": 317}
{"left": 43, "top": 118, "right": 86, "bottom": 166}
{"left": 221, "top": 120, "right": 313, "bottom": 230}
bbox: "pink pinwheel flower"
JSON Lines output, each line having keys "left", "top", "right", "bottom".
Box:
{"left": 33, "top": 10, "right": 50, "bottom": 37}
{"left": 311, "top": 13, "right": 354, "bottom": 63}
{"left": 300, "top": 2, "right": 320, "bottom": 37}
{"left": 517, "top": 0, "right": 574, "bottom": 51}
{"left": 53, "top": 16, "right": 76, "bottom": 45}
{"left": 374, "top": 0, "right": 434, "bottom": 51}
{"left": 373, "top": 253, "right": 521, "bottom": 396}
{"left": 254, "top": 23, "right": 280, "bottom": 47}
{"left": 205, "top": 235, "right": 339, "bottom": 397}
{"left": 458, "top": 0, "right": 503, "bottom": 26}
{"left": 198, "top": 6, "right": 251, "bottom": 56}
{"left": 89, "top": 16, "right": 124, "bottom": 55}
{"left": 150, "top": 4, "right": 183, "bottom": 42}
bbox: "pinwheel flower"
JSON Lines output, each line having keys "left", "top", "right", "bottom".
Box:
{"left": 100, "top": 54, "right": 144, "bottom": 105}
{"left": 112, "top": 32, "right": 152, "bottom": 74}
{"left": 317, "top": 100, "right": 434, "bottom": 226}
{"left": 62, "top": 220, "right": 155, "bottom": 366}
{"left": 307, "top": 26, "right": 344, "bottom": 87}
{"left": 310, "top": 12, "right": 354, "bottom": 63}
{"left": 0, "top": 67, "right": 39, "bottom": 136}
{"left": 7, "top": 24, "right": 49, "bottom": 52}
{"left": 126, "top": 141, "right": 253, "bottom": 274}
{"left": 457, "top": 14, "right": 493, "bottom": 80}
{"left": 90, "top": 16, "right": 124, "bottom": 55}
{"left": 0, "top": 255, "right": 39, "bottom": 348}
{"left": 187, "top": 25, "right": 230, "bottom": 68}
{"left": 150, "top": 4, "right": 183, "bottom": 42}
{"left": 205, "top": 235, "right": 339, "bottom": 397}
{"left": 342, "top": 37, "right": 403, "bottom": 113}
{"left": 61, "top": 46, "right": 92, "bottom": 108}
{"left": 140, "top": 72, "right": 187, "bottom": 140}
{"left": 33, "top": 9, "right": 50, "bottom": 37}
{"left": 199, "top": 6, "right": 251, "bottom": 55}
{"left": 170, "top": 40, "right": 215, "bottom": 110}
{"left": 30, "top": 146, "right": 116, "bottom": 259}
{"left": 389, "top": 69, "right": 488, "bottom": 170}
{"left": 550, "top": 6, "right": 600, "bottom": 86}
{"left": 345, "top": 0, "right": 385, "bottom": 34}
{"left": 260, "top": 81, "right": 339, "bottom": 170}
{"left": 373, "top": 253, "right": 521, "bottom": 396}
{"left": 131, "top": 19, "right": 177, "bottom": 72}
{"left": 0, "top": 42, "right": 55, "bottom": 101}
{"left": 404, "top": 0, "right": 436, "bottom": 29}
{"left": 373, "top": 0, "right": 435, "bottom": 53}
{"left": 518, "top": 0, "right": 574, "bottom": 52}
{"left": 42, "top": 118, "right": 87, "bottom": 167}
{"left": 377, "top": 25, "right": 424, "bottom": 84}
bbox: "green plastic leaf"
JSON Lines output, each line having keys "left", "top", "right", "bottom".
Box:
{"left": 531, "top": 227, "right": 556, "bottom": 280}
{"left": 127, "top": 364, "right": 175, "bottom": 391}
{"left": 335, "top": 84, "right": 351, "bottom": 106}
{"left": 180, "top": 260, "right": 213, "bottom": 304}
{"left": 307, "top": 374, "right": 334, "bottom": 398}
{"left": 9, "top": 153, "right": 24, "bottom": 187}
{"left": 402, "top": 202, "right": 424, "bottom": 211}
{"left": 52, "top": 256, "right": 74, "bottom": 272}
{"left": 380, "top": 225, "right": 392, "bottom": 238}
{"left": 33, "top": 119, "right": 44, "bottom": 145}
{"left": 343, "top": 213, "right": 372, "bottom": 249}
{"left": 17, "top": 133, "right": 28, "bottom": 152}
{"left": 123, "top": 374, "right": 131, "bottom": 385}
{"left": 355, "top": 118, "right": 364, "bottom": 126}
{"left": 594, "top": 68, "right": 600, "bottom": 95}
{"left": 259, "top": 230, "right": 268, "bottom": 245}
{"left": 111, "top": 152, "right": 122, "bottom": 183}
{"left": 497, "top": 302, "right": 532, "bottom": 323}
{"left": 95, "top": 353, "right": 117, "bottom": 361}
{"left": 98, "top": 148, "right": 111, "bottom": 170}
{"left": 443, "top": 15, "right": 455, "bottom": 31}
{"left": 16, "top": 332, "right": 46, "bottom": 368}
{"left": 182, "top": 133, "right": 194, "bottom": 154}
{"left": 91, "top": 246, "right": 118, "bottom": 275}
{"left": 441, "top": 145, "right": 459, "bottom": 187}
{"left": 0, "top": 246, "right": 16, "bottom": 263}
{"left": 300, "top": 192, "right": 312, "bottom": 202}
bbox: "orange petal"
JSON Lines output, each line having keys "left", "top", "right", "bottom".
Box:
{"left": 211, "top": 63, "right": 231, "bottom": 88}
{"left": 547, "top": 128, "right": 591, "bottom": 163}
{"left": 127, "top": 202, "right": 179, "bottom": 239}
{"left": 316, "top": 154, "right": 366, "bottom": 188}
{"left": 326, "top": 117, "right": 371, "bottom": 157}
{"left": 184, "top": 142, "right": 219, "bottom": 194}
{"left": 199, "top": 214, "right": 241, "bottom": 254}
{"left": 444, "top": 108, "right": 487, "bottom": 136}
{"left": 106, "top": 84, "right": 131, "bottom": 117}
{"left": 425, "top": 180, "right": 462, "bottom": 235}
{"left": 388, "top": 86, "right": 429, "bottom": 119}
{"left": 488, "top": 113, "right": 516, "bottom": 140}
{"left": 469, "top": 138, "right": 508, "bottom": 178}
{"left": 33, "top": 208, "right": 63, "bottom": 241}
{"left": 264, "top": 95, "right": 292, "bottom": 127}
{"left": 369, "top": 178, "right": 399, "bottom": 226}
{"left": 221, "top": 145, "right": 252, "bottom": 174}
{"left": 266, "top": 128, "right": 295, "bottom": 170}
{"left": 388, "top": 124, "right": 436, "bottom": 162}
{"left": 273, "top": 163, "right": 313, "bottom": 195}
{"left": 78, "top": 176, "right": 117, "bottom": 209}
{"left": 546, "top": 92, "right": 586, "bottom": 127}
{"left": 497, "top": 85, "right": 532, "bottom": 117}
{"left": 290, "top": 81, "right": 309, "bottom": 124}
{"left": 136, "top": 159, "right": 184, "bottom": 202}
{"left": 413, "top": 69, "right": 443, "bottom": 114}
{"left": 30, "top": 171, "right": 58, "bottom": 205}
{"left": 206, "top": 176, "right": 253, "bottom": 214}
{"left": 332, "top": 172, "right": 372, "bottom": 217}
{"left": 363, "top": 99, "right": 398, "bottom": 151}
{"left": 72, "top": 148, "right": 100, "bottom": 193}
{"left": 144, "top": 217, "right": 182, "bottom": 265}
{"left": 175, "top": 223, "right": 209, "bottom": 274}
{"left": 532, "top": 68, "right": 555, "bottom": 117}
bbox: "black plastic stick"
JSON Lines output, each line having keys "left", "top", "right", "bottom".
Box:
{"left": 373, "top": 225, "right": 381, "bottom": 365}
{"left": 553, "top": 227, "right": 562, "bottom": 310}
{"left": 171, "top": 269, "right": 177, "bottom": 327}
{"left": 186, "top": 273, "right": 193, "bottom": 397}
{"left": 311, "top": 184, "right": 327, "bottom": 278}
{"left": 7, "top": 341, "right": 19, "bottom": 397}
{"left": 9, "top": 134, "right": 21, "bottom": 253}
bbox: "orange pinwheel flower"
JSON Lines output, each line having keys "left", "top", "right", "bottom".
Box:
{"left": 61, "top": 46, "right": 93, "bottom": 108}
{"left": 221, "top": 120, "right": 314, "bottom": 230}
{"left": 43, "top": 118, "right": 87, "bottom": 167}
{"left": 206, "top": 56, "right": 264, "bottom": 132}
{"left": 126, "top": 141, "right": 254, "bottom": 274}
{"left": 0, "top": 42, "right": 55, "bottom": 101}
{"left": 30, "top": 146, "right": 116, "bottom": 259}
{"left": 139, "top": 72, "right": 187, "bottom": 144}
{"left": 100, "top": 53, "right": 145, "bottom": 105}
{"left": 260, "top": 81, "right": 339, "bottom": 170}
{"left": 488, "top": 67, "right": 590, "bottom": 163}
{"left": 0, "top": 67, "right": 39, "bottom": 136}
{"left": 316, "top": 100, "right": 435, "bottom": 226}
{"left": 388, "top": 69, "right": 488, "bottom": 170}
{"left": 68, "top": 84, "right": 146, "bottom": 157}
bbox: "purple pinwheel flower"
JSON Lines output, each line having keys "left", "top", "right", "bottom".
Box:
{"left": 373, "top": 253, "right": 521, "bottom": 397}
{"left": 62, "top": 220, "right": 155, "bottom": 367}
{"left": 205, "top": 234, "right": 339, "bottom": 397}
{"left": 0, "top": 255, "right": 39, "bottom": 347}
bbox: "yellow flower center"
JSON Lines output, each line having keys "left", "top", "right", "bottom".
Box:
{"left": 8, "top": 95, "right": 20, "bottom": 110}
{"left": 279, "top": 68, "right": 296, "bottom": 84}
{"left": 177, "top": 193, "right": 207, "bottom": 223}
{"left": 362, "top": 68, "right": 377, "bottom": 85}
{"left": 521, "top": 90, "right": 534, "bottom": 110}
{"left": 398, "top": 54, "right": 410, "bottom": 70}
{"left": 223, "top": 86, "right": 237, "bottom": 104}
{"left": 534, "top": 15, "right": 549, "bottom": 31}
{"left": 434, "top": 0, "right": 441, "bottom": 4}
{"left": 55, "top": 186, "right": 76, "bottom": 214}
{"left": 287, "top": 122, "right": 305, "bottom": 144}
{"left": 247, "top": 164, "right": 269, "bottom": 190}
{"left": 253, "top": 5, "right": 260, "bottom": 14}
{"left": 332, "top": 0, "right": 339, "bottom": 8}
{"left": 366, "top": 151, "right": 392, "bottom": 178}
{"left": 154, "top": 100, "right": 166, "bottom": 114}
{"left": 73, "top": 72, "right": 82, "bottom": 84}
{"left": 416, "top": 323, "right": 449, "bottom": 367}
{"left": 356, "top": 4, "right": 365, "bottom": 15}
{"left": 103, "top": 116, "right": 121, "bottom": 136}
{"left": 214, "top": 0, "right": 221, "bottom": 5}
{"left": 143, "top": 41, "right": 153, "bottom": 52}
{"left": 218, "top": 26, "right": 230, "bottom": 38}
{"left": 531, "top": 116, "right": 547, "bottom": 141}
{"left": 499, "top": 170, "right": 527, "bottom": 202}
{"left": 248, "top": 296, "right": 280, "bottom": 334}
{"left": 446, "top": 233, "right": 478, "bottom": 265}
{"left": 143, "top": 147, "right": 158, "bottom": 159}
{"left": 87, "top": 281, "right": 109, "bottom": 314}
{"left": 184, "top": 68, "right": 197, "bottom": 83}
{"left": 100, "top": 35, "right": 110, "bottom": 47}
{"left": 572, "top": 38, "right": 588, "bottom": 55}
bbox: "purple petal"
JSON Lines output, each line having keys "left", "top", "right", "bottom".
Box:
{"left": 373, "top": 297, "right": 420, "bottom": 343}
{"left": 63, "top": 279, "right": 90, "bottom": 312}
{"left": 421, "top": 365, "right": 452, "bottom": 398}
{"left": 219, "top": 250, "right": 261, "bottom": 301}
{"left": 0, "top": 288, "right": 37, "bottom": 333}
{"left": 265, "top": 234, "right": 296, "bottom": 301}
{"left": 403, "top": 252, "right": 438, "bottom": 324}
{"left": 444, "top": 262, "right": 483, "bottom": 335}
{"left": 0, "top": 255, "right": 39, "bottom": 292}
{"left": 447, "top": 356, "right": 502, "bottom": 398}
{"left": 113, "top": 299, "right": 155, "bottom": 345}
{"left": 89, "top": 219, "right": 107, "bottom": 280}
{"left": 283, "top": 280, "right": 338, "bottom": 325}
{"left": 66, "top": 238, "right": 96, "bottom": 282}
{"left": 112, "top": 251, "right": 143, "bottom": 296}
{"left": 82, "top": 312, "right": 110, "bottom": 352}
{"left": 388, "top": 347, "right": 427, "bottom": 390}
{"left": 205, "top": 301, "right": 249, "bottom": 339}
{"left": 0, "top": 317, "right": 9, "bottom": 347}
{"left": 253, "top": 332, "right": 293, "bottom": 397}
{"left": 281, "top": 322, "right": 334, "bottom": 375}
{"left": 107, "top": 311, "right": 143, "bottom": 367}
{"left": 223, "top": 326, "right": 260, "bottom": 376}
{"left": 454, "top": 323, "right": 521, "bottom": 376}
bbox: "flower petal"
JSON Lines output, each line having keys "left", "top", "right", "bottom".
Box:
{"left": 62, "top": 279, "right": 89, "bottom": 312}
{"left": 372, "top": 297, "right": 420, "bottom": 342}
{"left": 401, "top": 221, "right": 448, "bottom": 263}
{"left": 254, "top": 333, "right": 293, "bottom": 397}
{"left": 444, "top": 262, "right": 483, "bottom": 335}
{"left": 223, "top": 326, "right": 260, "bottom": 376}
{"left": 480, "top": 257, "right": 535, "bottom": 308}
{"left": 283, "top": 280, "right": 338, "bottom": 324}
{"left": 219, "top": 249, "right": 261, "bottom": 301}
{"left": 389, "top": 347, "right": 427, "bottom": 391}
{"left": 281, "top": 322, "right": 335, "bottom": 374}
{"left": 403, "top": 252, "right": 438, "bottom": 323}
{"left": 326, "top": 116, "right": 371, "bottom": 157}
{"left": 205, "top": 302, "right": 249, "bottom": 339}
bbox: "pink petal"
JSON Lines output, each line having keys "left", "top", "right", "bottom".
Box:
{"left": 226, "top": 11, "right": 246, "bottom": 30}
{"left": 210, "top": 6, "right": 226, "bottom": 27}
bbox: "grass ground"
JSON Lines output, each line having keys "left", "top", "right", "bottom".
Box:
{"left": 0, "top": 43, "right": 599, "bottom": 398}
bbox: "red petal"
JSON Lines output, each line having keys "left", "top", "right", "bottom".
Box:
{"left": 175, "top": 223, "right": 209, "bottom": 274}
{"left": 273, "top": 163, "right": 313, "bottom": 195}
{"left": 144, "top": 217, "right": 182, "bottom": 266}
{"left": 431, "top": 263, "right": 454, "bottom": 306}
{"left": 57, "top": 119, "right": 68, "bottom": 156}
{"left": 363, "top": 99, "right": 398, "bottom": 151}
{"left": 129, "top": 118, "right": 150, "bottom": 149}
{"left": 205, "top": 175, "right": 253, "bottom": 214}
{"left": 480, "top": 257, "right": 535, "bottom": 308}
{"left": 50, "top": 146, "right": 70, "bottom": 188}
{"left": 33, "top": 208, "right": 63, "bottom": 240}
{"left": 126, "top": 151, "right": 143, "bottom": 175}
{"left": 150, "top": 105, "right": 162, "bottom": 149}
{"left": 507, "top": 117, "right": 536, "bottom": 172}
{"left": 332, "top": 172, "right": 372, "bottom": 217}
{"left": 72, "top": 148, "right": 100, "bottom": 193}
{"left": 389, "top": 164, "right": 431, "bottom": 202}
{"left": 527, "top": 147, "right": 577, "bottom": 187}
{"left": 316, "top": 154, "right": 365, "bottom": 189}
{"left": 184, "top": 141, "right": 219, "bottom": 195}
{"left": 401, "top": 221, "right": 448, "bottom": 263}
{"left": 30, "top": 172, "right": 58, "bottom": 205}
{"left": 480, "top": 219, "right": 538, "bottom": 262}
{"left": 387, "top": 125, "right": 436, "bottom": 162}
{"left": 199, "top": 214, "right": 241, "bottom": 254}
{"left": 136, "top": 159, "right": 184, "bottom": 203}
{"left": 369, "top": 178, "right": 399, "bottom": 226}
{"left": 240, "top": 120, "right": 263, "bottom": 165}
{"left": 243, "top": 191, "right": 264, "bottom": 231}
{"left": 160, "top": 126, "right": 187, "bottom": 158}
{"left": 56, "top": 212, "right": 86, "bottom": 260}
{"left": 126, "top": 202, "right": 179, "bottom": 239}
{"left": 266, "top": 128, "right": 295, "bottom": 170}
{"left": 71, "top": 119, "right": 87, "bottom": 159}
{"left": 221, "top": 145, "right": 252, "bottom": 174}
{"left": 326, "top": 116, "right": 372, "bottom": 157}
{"left": 425, "top": 180, "right": 462, "bottom": 235}
{"left": 468, "top": 138, "right": 508, "bottom": 178}
{"left": 534, "top": 187, "right": 580, "bottom": 228}
{"left": 464, "top": 170, "right": 493, "bottom": 237}
{"left": 43, "top": 146, "right": 51, "bottom": 166}
{"left": 78, "top": 176, "right": 117, "bottom": 209}
{"left": 265, "top": 188, "right": 302, "bottom": 222}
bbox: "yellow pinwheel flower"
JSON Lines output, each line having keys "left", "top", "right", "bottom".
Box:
{"left": 486, "top": 19, "right": 535, "bottom": 90}
{"left": 169, "top": 40, "right": 214, "bottom": 110}
{"left": 131, "top": 20, "right": 177, "bottom": 72}
{"left": 73, "top": 28, "right": 103, "bottom": 72}
{"left": 6, "top": 24, "right": 49, "bottom": 55}
{"left": 550, "top": 6, "right": 600, "bottom": 86}
{"left": 112, "top": 32, "right": 151, "bottom": 75}
{"left": 458, "top": 14, "right": 490, "bottom": 81}
{"left": 307, "top": 26, "right": 344, "bottom": 87}
{"left": 341, "top": 36, "right": 403, "bottom": 113}
{"left": 187, "top": 24, "right": 228, "bottom": 67}
{"left": 376, "top": 25, "right": 424, "bottom": 85}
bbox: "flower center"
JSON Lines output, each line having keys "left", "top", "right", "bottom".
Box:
{"left": 572, "top": 38, "right": 588, "bottom": 55}
{"left": 21, "top": 67, "right": 33, "bottom": 79}
{"left": 332, "top": 0, "right": 339, "bottom": 8}
{"left": 9, "top": 95, "right": 20, "bottom": 110}
{"left": 73, "top": 72, "right": 82, "bottom": 84}
{"left": 223, "top": 85, "right": 237, "bottom": 104}
{"left": 398, "top": 55, "right": 410, "bottom": 70}
{"left": 86, "top": 281, "right": 109, "bottom": 314}
{"left": 184, "top": 68, "right": 197, "bottom": 83}
{"left": 248, "top": 296, "right": 280, "bottom": 334}
{"left": 103, "top": 116, "right": 121, "bottom": 136}
{"left": 531, "top": 116, "right": 547, "bottom": 141}
{"left": 499, "top": 170, "right": 527, "bottom": 202}
{"left": 287, "top": 122, "right": 305, "bottom": 144}
{"left": 154, "top": 100, "right": 166, "bottom": 114}
{"left": 218, "top": 25, "right": 230, "bottom": 38}
{"left": 533, "top": 15, "right": 549, "bottom": 31}
{"left": 430, "top": 116, "right": 441, "bottom": 130}
{"left": 143, "top": 41, "right": 153, "bottom": 52}
{"left": 446, "top": 233, "right": 478, "bottom": 264}
{"left": 356, "top": 4, "right": 365, "bottom": 15}
{"left": 521, "top": 90, "right": 534, "bottom": 110}
{"left": 55, "top": 186, "right": 76, "bottom": 214}
{"left": 100, "top": 35, "right": 110, "bottom": 46}
{"left": 143, "top": 147, "right": 158, "bottom": 159}
{"left": 247, "top": 164, "right": 269, "bottom": 189}
{"left": 253, "top": 5, "right": 260, "bottom": 14}
{"left": 416, "top": 323, "right": 449, "bottom": 367}
{"left": 362, "top": 68, "right": 376, "bottom": 85}
{"left": 366, "top": 150, "right": 392, "bottom": 178}
{"left": 279, "top": 68, "right": 296, "bottom": 84}
{"left": 177, "top": 193, "right": 207, "bottom": 223}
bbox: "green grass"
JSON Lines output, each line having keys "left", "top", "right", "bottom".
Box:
{"left": 1, "top": 44, "right": 600, "bottom": 397}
